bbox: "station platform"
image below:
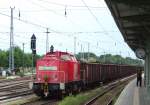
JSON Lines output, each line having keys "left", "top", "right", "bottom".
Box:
{"left": 115, "top": 75, "right": 150, "bottom": 105}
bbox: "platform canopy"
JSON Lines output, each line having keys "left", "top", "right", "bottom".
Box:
{"left": 105, "top": 0, "right": 150, "bottom": 52}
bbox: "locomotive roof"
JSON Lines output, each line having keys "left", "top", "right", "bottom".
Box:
{"left": 45, "top": 51, "right": 74, "bottom": 56}
{"left": 37, "top": 51, "right": 74, "bottom": 60}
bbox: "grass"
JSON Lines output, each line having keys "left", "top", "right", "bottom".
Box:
{"left": 58, "top": 87, "right": 103, "bottom": 105}
{"left": 59, "top": 79, "right": 133, "bottom": 105}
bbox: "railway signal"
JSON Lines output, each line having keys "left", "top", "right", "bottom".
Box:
{"left": 31, "top": 34, "right": 36, "bottom": 54}
{"left": 31, "top": 34, "right": 36, "bottom": 75}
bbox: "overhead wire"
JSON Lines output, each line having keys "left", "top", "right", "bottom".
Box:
{"left": 26, "top": 0, "right": 64, "bottom": 17}
{"left": 76, "top": 37, "right": 110, "bottom": 54}
{"left": 0, "top": 0, "right": 133, "bottom": 57}
{"left": 0, "top": 1, "right": 119, "bottom": 36}
{"left": 0, "top": 30, "right": 122, "bottom": 50}
{"left": 81, "top": 0, "right": 108, "bottom": 34}
{"left": 75, "top": 35, "right": 131, "bottom": 57}
{"left": 81, "top": 0, "right": 127, "bottom": 46}
{"left": 0, "top": 11, "right": 119, "bottom": 53}
{"left": 0, "top": 7, "right": 108, "bottom": 12}
{"left": 0, "top": 11, "right": 59, "bottom": 33}
{"left": 27, "top": 0, "right": 110, "bottom": 33}
{"left": 26, "top": 0, "right": 89, "bottom": 33}
{"left": 22, "top": 0, "right": 126, "bottom": 49}
{"left": 37, "top": 0, "right": 107, "bottom": 8}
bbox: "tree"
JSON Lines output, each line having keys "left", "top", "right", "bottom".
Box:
{"left": 0, "top": 47, "right": 42, "bottom": 68}
{"left": 75, "top": 52, "right": 97, "bottom": 62}
{"left": 0, "top": 50, "right": 8, "bottom": 67}
{"left": 14, "top": 46, "right": 23, "bottom": 67}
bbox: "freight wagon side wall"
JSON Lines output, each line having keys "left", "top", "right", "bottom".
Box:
{"left": 80, "top": 63, "right": 139, "bottom": 87}
{"left": 80, "top": 63, "right": 103, "bottom": 86}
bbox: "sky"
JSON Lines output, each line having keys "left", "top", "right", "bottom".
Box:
{"left": 0, "top": 0, "right": 137, "bottom": 58}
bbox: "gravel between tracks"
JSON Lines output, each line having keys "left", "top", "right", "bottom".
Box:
{"left": 0, "top": 76, "right": 33, "bottom": 104}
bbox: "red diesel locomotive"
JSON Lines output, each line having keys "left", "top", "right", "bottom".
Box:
{"left": 32, "top": 51, "right": 140, "bottom": 98}
{"left": 33, "top": 51, "right": 82, "bottom": 97}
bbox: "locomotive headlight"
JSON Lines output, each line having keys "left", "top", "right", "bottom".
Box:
{"left": 37, "top": 75, "right": 41, "bottom": 81}
{"left": 38, "top": 78, "right": 41, "bottom": 81}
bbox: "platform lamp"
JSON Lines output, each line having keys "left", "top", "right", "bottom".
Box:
{"left": 31, "top": 34, "right": 36, "bottom": 75}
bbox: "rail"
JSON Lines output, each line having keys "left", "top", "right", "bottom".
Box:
{"left": 0, "top": 90, "right": 33, "bottom": 101}
{"left": 84, "top": 83, "right": 117, "bottom": 105}
{"left": 106, "top": 99, "right": 113, "bottom": 105}
{"left": 84, "top": 74, "right": 136, "bottom": 105}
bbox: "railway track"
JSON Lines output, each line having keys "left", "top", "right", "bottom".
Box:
{"left": 0, "top": 76, "right": 58, "bottom": 105}
{"left": 84, "top": 83, "right": 117, "bottom": 105}
{"left": 20, "top": 75, "right": 135, "bottom": 105}
{"left": 0, "top": 89, "right": 33, "bottom": 101}
{"left": 0, "top": 83, "right": 29, "bottom": 92}
{"left": 0, "top": 76, "right": 32, "bottom": 83}
{"left": 22, "top": 99, "right": 58, "bottom": 105}
{"left": 84, "top": 75, "right": 135, "bottom": 105}
{"left": 0, "top": 80, "right": 31, "bottom": 88}
{"left": 0, "top": 76, "right": 33, "bottom": 103}
{"left": 0, "top": 75, "right": 135, "bottom": 105}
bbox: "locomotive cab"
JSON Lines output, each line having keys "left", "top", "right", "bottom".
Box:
{"left": 33, "top": 51, "right": 81, "bottom": 98}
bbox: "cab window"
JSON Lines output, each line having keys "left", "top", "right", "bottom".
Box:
{"left": 60, "top": 55, "right": 71, "bottom": 61}
{"left": 71, "top": 55, "right": 77, "bottom": 61}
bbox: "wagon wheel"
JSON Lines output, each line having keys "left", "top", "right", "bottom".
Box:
{"left": 77, "top": 86, "right": 81, "bottom": 93}
{"left": 69, "top": 90, "right": 73, "bottom": 96}
{"left": 65, "top": 89, "right": 70, "bottom": 96}
{"left": 40, "top": 93, "right": 46, "bottom": 99}
{"left": 57, "top": 90, "right": 64, "bottom": 100}
{"left": 72, "top": 85, "right": 79, "bottom": 95}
